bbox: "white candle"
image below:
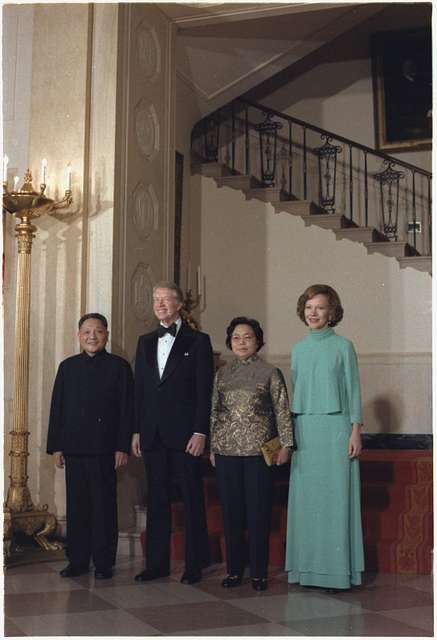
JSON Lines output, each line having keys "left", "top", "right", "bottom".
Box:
{"left": 196, "top": 266, "right": 201, "bottom": 297}
{"left": 66, "top": 163, "right": 72, "bottom": 191}
{"left": 3, "top": 155, "right": 8, "bottom": 183}
{"left": 13, "top": 175, "right": 19, "bottom": 192}
{"left": 187, "top": 261, "right": 192, "bottom": 290}
{"left": 41, "top": 158, "right": 47, "bottom": 184}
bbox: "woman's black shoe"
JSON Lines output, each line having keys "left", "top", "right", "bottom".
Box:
{"left": 252, "top": 578, "right": 268, "bottom": 591}
{"left": 222, "top": 574, "right": 243, "bottom": 588}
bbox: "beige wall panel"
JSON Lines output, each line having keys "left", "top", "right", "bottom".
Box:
{"left": 5, "top": 5, "right": 90, "bottom": 517}
{"left": 86, "top": 5, "right": 119, "bottom": 326}
{"left": 3, "top": 5, "right": 35, "bottom": 499}
{"left": 198, "top": 175, "right": 431, "bottom": 434}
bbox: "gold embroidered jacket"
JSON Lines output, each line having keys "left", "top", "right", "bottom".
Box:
{"left": 210, "top": 354, "right": 294, "bottom": 456}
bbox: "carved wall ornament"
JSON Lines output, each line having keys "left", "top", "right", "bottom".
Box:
{"left": 135, "top": 100, "right": 160, "bottom": 159}
{"left": 136, "top": 23, "right": 161, "bottom": 81}
{"left": 131, "top": 263, "right": 154, "bottom": 322}
{"left": 132, "top": 182, "right": 159, "bottom": 240}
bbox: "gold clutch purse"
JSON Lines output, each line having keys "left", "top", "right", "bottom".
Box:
{"left": 260, "top": 436, "right": 281, "bottom": 466}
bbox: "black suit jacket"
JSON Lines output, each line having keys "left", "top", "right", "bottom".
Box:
{"left": 134, "top": 322, "right": 214, "bottom": 451}
{"left": 47, "top": 350, "right": 134, "bottom": 455}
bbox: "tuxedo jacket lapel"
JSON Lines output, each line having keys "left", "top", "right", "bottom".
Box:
{"left": 160, "top": 324, "right": 194, "bottom": 385}
{"left": 145, "top": 333, "right": 160, "bottom": 385}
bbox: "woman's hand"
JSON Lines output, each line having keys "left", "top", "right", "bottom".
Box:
{"left": 210, "top": 452, "right": 215, "bottom": 467}
{"left": 275, "top": 447, "right": 291, "bottom": 466}
{"left": 348, "top": 424, "right": 362, "bottom": 459}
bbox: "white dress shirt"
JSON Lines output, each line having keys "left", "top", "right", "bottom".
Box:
{"left": 157, "top": 317, "right": 182, "bottom": 378}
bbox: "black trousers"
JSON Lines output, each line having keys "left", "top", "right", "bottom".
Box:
{"left": 143, "top": 440, "right": 210, "bottom": 574}
{"left": 65, "top": 455, "right": 117, "bottom": 571}
{"left": 215, "top": 454, "right": 273, "bottom": 579}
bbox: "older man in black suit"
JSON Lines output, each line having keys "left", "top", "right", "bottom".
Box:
{"left": 132, "top": 281, "right": 214, "bottom": 585}
{"left": 47, "top": 313, "right": 133, "bottom": 580}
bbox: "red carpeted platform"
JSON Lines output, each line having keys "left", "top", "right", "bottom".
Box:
{"left": 140, "top": 450, "right": 433, "bottom": 574}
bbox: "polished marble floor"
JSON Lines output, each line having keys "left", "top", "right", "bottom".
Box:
{"left": 4, "top": 556, "right": 433, "bottom": 636}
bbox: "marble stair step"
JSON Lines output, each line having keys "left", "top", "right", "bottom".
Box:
{"left": 397, "top": 255, "right": 432, "bottom": 274}
{"left": 303, "top": 213, "right": 355, "bottom": 230}
{"left": 215, "top": 174, "right": 261, "bottom": 190}
{"left": 365, "top": 241, "right": 419, "bottom": 259}
{"left": 335, "top": 226, "right": 387, "bottom": 243}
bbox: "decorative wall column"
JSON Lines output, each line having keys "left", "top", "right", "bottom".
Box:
{"left": 113, "top": 4, "right": 176, "bottom": 530}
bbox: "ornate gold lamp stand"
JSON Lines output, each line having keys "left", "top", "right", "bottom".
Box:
{"left": 181, "top": 288, "right": 201, "bottom": 330}
{"left": 3, "top": 170, "right": 72, "bottom": 558}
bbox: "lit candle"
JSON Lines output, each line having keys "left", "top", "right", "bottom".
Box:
{"left": 66, "top": 163, "right": 72, "bottom": 191}
{"left": 13, "top": 175, "right": 19, "bottom": 192}
{"left": 41, "top": 158, "right": 47, "bottom": 184}
{"left": 196, "top": 266, "right": 201, "bottom": 297}
{"left": 3, "top": 155, "right": 8, "bottom": 183}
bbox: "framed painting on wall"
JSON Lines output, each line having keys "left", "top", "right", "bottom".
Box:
{"left": 371, "top": 28, "right": 432, "bottom": 152}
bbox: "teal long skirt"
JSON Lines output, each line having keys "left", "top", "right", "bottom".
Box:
{"left": 285, "top": 413, "right": 364, "bottom": 589}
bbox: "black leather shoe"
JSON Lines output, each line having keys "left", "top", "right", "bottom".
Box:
{"left": 95, "top": 568, "right": 113, "bottom": 580}
{"left": 222, "top": 574, "right": 243, "bottom": 588}
{"left": 180, "top": 571, "right": 201, "bottom": 585}
{"left": 59, "top": 564, "right": 89, "bottom": 578}
{"left": 252, "top": 578, "right": 268, "bottom": 591}
{"left": 134, "top": 569, "right": 170, "bottom": 582}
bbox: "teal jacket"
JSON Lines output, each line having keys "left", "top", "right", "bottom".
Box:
{"left": 291, "top": 327, "right": 362, "bottom": 424}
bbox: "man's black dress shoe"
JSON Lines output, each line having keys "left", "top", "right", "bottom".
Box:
{"left": 95, "top": 568, "right": 113, "bottom": 580}
{"left": 222, "top": 574, "right": 243, "bottom": 588}
{"left": 59, "top": 564, "right": 89, "bottom": 578}
{"left": 252, "top": 578, "right": 268, "bottom": 591}
{"left": 134, "top": 569, "right": 170, "bottom": 582}
{"left": 180, "top": 571, "right": 201, "bottom": 585}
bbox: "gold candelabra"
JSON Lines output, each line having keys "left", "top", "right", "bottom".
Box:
{"left": 181, "top": 288, "right": 201, "bottom": 330}
{"left": 3, "top": 168, "right": 72, "bottom": 558}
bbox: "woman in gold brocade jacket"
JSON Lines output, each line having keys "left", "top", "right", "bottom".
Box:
{"left": 210, "top": 316, "right": 294, "bottom": 592}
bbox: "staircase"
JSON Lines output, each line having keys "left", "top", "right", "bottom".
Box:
{"left": 191, "top": 99, "right": 432, "bottom": 275}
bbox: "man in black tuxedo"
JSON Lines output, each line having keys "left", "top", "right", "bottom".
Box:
{"left": 47, "top": 313, "right": 133, "bottom": 580}
{"left": 132, "top": 281, "right": 214, "bottom": 585}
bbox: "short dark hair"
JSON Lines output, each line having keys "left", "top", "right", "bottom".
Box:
{"left": 78, "top": 313, "right": 108, "bottom": 330}
{"left": 296, "top": 284, "right": 343, "bottom": 327}
{"left": 225, "top": 316, "right": 265, "bottom": 352}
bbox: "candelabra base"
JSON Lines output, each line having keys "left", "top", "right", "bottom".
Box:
{"left": 4, "top": 504, "right": 64, "bottom": 561}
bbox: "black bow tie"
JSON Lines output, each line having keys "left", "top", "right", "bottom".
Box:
{"left": 157, "top": 323, "right": 177, "bottom": 338}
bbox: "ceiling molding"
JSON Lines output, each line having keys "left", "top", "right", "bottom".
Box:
{"left": 161, "top": 2, "right": 352, "bottom": 29}
{"left": 176, "top": 5, "right": 378, "bottom": 102}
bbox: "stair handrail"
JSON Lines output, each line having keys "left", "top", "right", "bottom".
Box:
{"left": 192, "top": 95, "right": 432, "bottom": 257}
{"left": 236, "top": 98, "right": 432, "bottom": 178}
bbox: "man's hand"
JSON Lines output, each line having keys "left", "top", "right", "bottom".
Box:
{"left": 53, "top": 451, "right": 65, "bottom": 469}
{"left": 275, "top": 447, "right": 291, "bottom": 466}
{"left": 185, "top": 434, "right": 206, "bottom": 457}
{"left": 348, "top": 424, "right": 362, "bottom": 459}
{"left": 115, "top": 451, "right": 128, "bottom": 469}
{"left": 131, "top": 433, "right": 142, "bottom": 458}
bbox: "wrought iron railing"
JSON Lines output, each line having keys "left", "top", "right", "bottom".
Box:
{"left": 191, "top": 98, "right": 432, "bottom": 256}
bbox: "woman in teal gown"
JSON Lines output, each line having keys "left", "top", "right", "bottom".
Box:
{"left": 285, "top": 284, "right": 364, "bottom": 590}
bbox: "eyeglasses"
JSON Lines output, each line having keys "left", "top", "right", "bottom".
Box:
{"left": 231, "top": 334, "right": 256, "bottom": 343}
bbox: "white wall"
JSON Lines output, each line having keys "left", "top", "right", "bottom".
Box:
{"left": 198, "top": 175, "right": 432, "bottom": 435}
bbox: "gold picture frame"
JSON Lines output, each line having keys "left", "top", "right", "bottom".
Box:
{"left": 372, "top": 28, "right": 432, "bottom": 152}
